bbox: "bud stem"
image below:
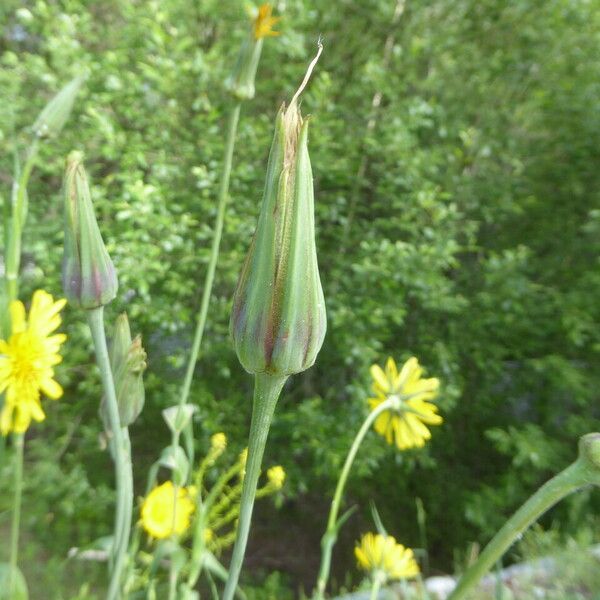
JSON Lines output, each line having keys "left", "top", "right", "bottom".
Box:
{"left": 448, "top": 433, "right": 600, "bottom": 600}
{"left": 223, "top": 373, "right": 288, "bottom": 600}
{"left": 87, "top": 307, "right": 133, "bottom": 600}
{"left": 315, "top": 396, "right": 397, "bottom": 599}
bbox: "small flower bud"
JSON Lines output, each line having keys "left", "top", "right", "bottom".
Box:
{"left": 100, "top": 313, "right": 147, "bottom": 429}
{"left": 267, "top": 465, "right": 285, "bottom": 490}
{"left": 230, "top": 100, "right": 326, "bottom": 377}
{"left": 32, "top": 74, "right": 85, "bottom": 139}
{"left": 62, "top": 151, "right": 118, "bottom": 309}
{"left": 225, "top": 4, "right": 280, "bottom": 100}
{"left": 211, "top": 432, "right": 227, "bottom": 454}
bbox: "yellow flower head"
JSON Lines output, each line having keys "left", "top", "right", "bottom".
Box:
{"left": 369, "top": 357, "right": 442, "bottom": 451}
{"left": 140, "top": 481, "right": 195, "bottom": 540}
{"left": 267, "top": 465, "right": 285, "bottom": 490}
{"left": 355, "top": 533, "right": 419, "bottom": 581}
{"left": 253, "top": 3, "right": 280, "bottom": 39}
{"left": 0, "top": 290, "right": 67, "bottom": 436}
{"left": 211, "top": 432, "right": 227, "bottom": 453}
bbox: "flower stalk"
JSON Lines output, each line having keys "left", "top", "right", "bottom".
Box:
{"left": 448, "top": 433, "right": 600, "bottom": 600}
{"left": 223, "top": 373, "right": 287, "bottom": 600}
{"left": 7, "top": 433, "right": 24, "bottom": 598}
{"left": 87, "top": 307, "right": 133, "bottom": 600}
{"left": 315, "top": 397, "right": 399, "bottom": 599}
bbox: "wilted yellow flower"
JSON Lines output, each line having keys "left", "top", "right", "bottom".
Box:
{"left": 355, "top": 533, "right": 419, "bottom": 581}
{"left": 267, "top": 466, "right": 285, "bottom": 490}
{"left": 0, "top": 290, "right": 67, "bottom": 435}
{"left": 253, "top": 3, "right": 280, "bottom": 39}
{"left": 369, "top": 357, "right": 442, "bottom": 450}
{"left": 211, "top": 432, "right": 227, "bottom": 453}
{"left": 141, "top": 481, "right": 195, "bottom": 539}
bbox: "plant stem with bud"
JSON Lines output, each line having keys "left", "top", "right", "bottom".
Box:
{"left": 88, "top": 307, "right": 133, "bottom": 600}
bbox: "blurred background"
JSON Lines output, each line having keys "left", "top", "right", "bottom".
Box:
{"left": 1, "top": 0, "right": 599, "bottom": 597}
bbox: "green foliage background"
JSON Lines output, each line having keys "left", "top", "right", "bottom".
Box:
{"left": 1, "top": 0, "right": 599, "bottom": 596}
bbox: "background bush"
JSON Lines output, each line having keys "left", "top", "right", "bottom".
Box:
{"left": 1, "top": 0, "right": 599, "bottom": 596}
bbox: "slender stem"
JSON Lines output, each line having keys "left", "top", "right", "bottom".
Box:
{"left": 177, "top": 102, "right": 242, "bottom": 412}
{"left": 315, "top": 397, "right": 397, "bottom": 598}
{"left": 222, "top": 373, "right": 287, "bottom": 600}
{"left": 88, "top": 307, "right": 133, "bottom": 600}
{"left": 167, "top": 562, "right": 179, "bottom": 600}
{"left": 448, "top": 460, "right": 594, "bottom": 600}
{"left": 8, "top": 433, "right": 24, "bottom": 596}
{"left": 369, "top": 575, "right": 382, "bottom": 600}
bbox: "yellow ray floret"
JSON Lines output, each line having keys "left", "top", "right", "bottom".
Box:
{"left": 368, "top": 356, "right": 442, "bottom": 450}
{"left": 355, "top": 532, "right": 419, "bottom": 581}
{"left": 0, "top": 290, "right": 67, "bottom": 436}
{"left": 141, "top": 481, "right": 195, "bottom": 539}
{"left": 253, "top": 3, "right": 280, "bottom": 39}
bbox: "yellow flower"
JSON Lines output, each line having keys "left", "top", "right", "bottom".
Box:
{"left": 369, "top": 357, "right": 442, "bottom": 450}
{"left": 211, "top": 432, "right": 227, "bottom": 453}
{"left": 140, "top": 481, "right": 195, "bottom": 539}
{"left": 0, "top": 290, "right": 67, "bottom": 436}
{"left": 253, "top": 3, "right": 280, "bottom": 39}
{"left": 355, "top": 533, "right": 419, "bottom": 581}
{"left": 267, "top": 465, "right": 285, "bottom": 490}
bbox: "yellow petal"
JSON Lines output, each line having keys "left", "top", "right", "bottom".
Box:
{"left": 10, "top": 300, "right": 27, "bottom": 334}
{"left": 370, "top": 364, "right": 390, "bottom": 393}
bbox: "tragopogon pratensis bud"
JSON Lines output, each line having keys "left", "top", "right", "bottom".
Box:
{"left": 62, "top": 152, "right": 118, "bottom": 309}
{"left": 32, "top": 74, "right": 85, "bottom": 139}
{"left": 100, "top": 313, "right": 146, "bottom": 429}
{"left": 230, "top": 45, "right": 326, "bottom": 377}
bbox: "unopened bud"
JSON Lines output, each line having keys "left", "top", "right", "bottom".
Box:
{"left": 101, "top": 313, "right": 146, "bottom": 429}
{"left": 62, "top": 151, "right": 118, "bottom": 309}
{"left": 32, "top": 74, "right": 85, "bottom": 139}
{"left": 230, "top": 90, "right": 326, "bottom": 376}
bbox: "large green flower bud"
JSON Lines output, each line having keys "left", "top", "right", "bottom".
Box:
{"left": 62, "top": 151, "right": 118, "bottom": 309}
{"left": 230, "top": 101, "right": 326, "bottom": 376}
{"left": 32, "top": 74, "right": 84, "bottom": 139}
{"left": 100, "top": 313, "right": 146, "bottom": 429}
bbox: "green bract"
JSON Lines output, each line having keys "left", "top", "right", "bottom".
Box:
{"left": 32, "top": 75, "right": 84, "bottom": 139}
{"left": 225, "top": 35, "right": 264, "bottom": 100}
{"left": 100, "top": 313, "right": 146, "bottom": 429}
{"left": 230, "top": 102, "right": 326, "bottom": 376}
{"left": 62, "top": 152, "right": 118, "bottom": 309}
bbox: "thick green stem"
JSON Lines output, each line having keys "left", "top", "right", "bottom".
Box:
{"left": 315, "top": 397, "right": 397, "bottom": 598}
{"left": 88, "top": 307, "right": 133, "bottom": 600}
{"left": 8, "top": 433, "right": 24, "bottom": 596}
{"left": 222, "top": 373, "right": 287, "bottom": 600}
{"left": 449, "top": 435, "right": 600, "bottom": 600}
{"left": 177, "top": 102, "right": 242, "bottom": 413}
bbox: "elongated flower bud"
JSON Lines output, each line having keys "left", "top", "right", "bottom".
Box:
{"left": 62, "top": 152, "right": 118, "bottom": 309}
{"left": 230, "top": 98, "right": 326, "bottom": 376}
{"left": 32, "top": 74, "right": 84, "bottom": 139}
{"left": 100, "top": 313, "right": 146, "bottom": 429}
{"left": 225, "top": 4, "right": 280, "bottom": 100}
